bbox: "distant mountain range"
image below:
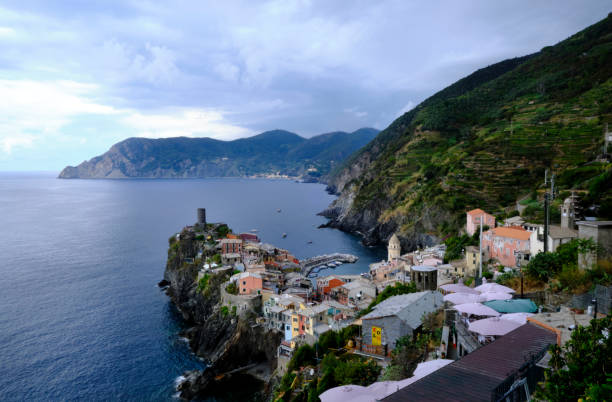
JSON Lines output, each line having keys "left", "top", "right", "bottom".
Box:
{"left": 58, "top": 128, "right": 379, "bottom": 180}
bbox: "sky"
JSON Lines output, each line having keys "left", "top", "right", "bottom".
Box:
{"left": 0, "top": 1, "right": 609, "bottom": 171}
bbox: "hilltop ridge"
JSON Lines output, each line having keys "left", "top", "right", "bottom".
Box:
{"left": 323, "top": 14, "right": 612, "bottom": 248}
{"left": 58, "top": 128, "right": 379, "bottom": 180}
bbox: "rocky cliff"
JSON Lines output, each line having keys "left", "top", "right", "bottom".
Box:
{"left": 163, "top": 229, "right": 282, "bottom": 400}
{"left": 59, "top": 128, "right": 378, "bottom": 180}
{"left": 323, "top": 14, "right": 612, "bottom": 249}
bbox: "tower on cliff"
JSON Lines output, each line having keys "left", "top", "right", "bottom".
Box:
{"left": 388, "top": 233, "right": 401, "bottom": 262}
{"left": 197, "top": 208, "right": 207, "bottom": 227}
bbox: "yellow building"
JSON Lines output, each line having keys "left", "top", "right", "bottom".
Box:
{"left": 464, "top": 246, "right": 480, "bottom": 277}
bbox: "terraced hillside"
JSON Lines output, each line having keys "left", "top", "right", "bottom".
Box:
{"left": 324, "top": 14, "right": 612, "bottom": 247}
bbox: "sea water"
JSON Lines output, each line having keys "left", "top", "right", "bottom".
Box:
{"left": 0, "top": 173, "right": 384, "bottom": 401}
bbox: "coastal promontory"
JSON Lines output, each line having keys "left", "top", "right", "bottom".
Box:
{"left": 58, "top": 128, "right": 378, "bottom": 180}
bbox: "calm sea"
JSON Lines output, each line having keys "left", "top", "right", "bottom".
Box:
{"left": 0, "top": 173, "right": 384, "bottom": 401}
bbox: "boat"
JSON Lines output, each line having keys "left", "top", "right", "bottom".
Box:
{"left": 250, "top": 229, "right": 259, "bottom": 232}
{"left": 277, "top": 209, "right": 282, "bottom": 213}
{"left": 282, "top": 233, "right": 287, "bottom": 238}
{"left": 307, "top": 241, "right": 313, "bottom": 244}
{"left": 327, "top": 263, "right": 335, "bottom": 268}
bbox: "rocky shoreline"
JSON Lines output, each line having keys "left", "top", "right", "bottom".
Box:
{"left": 162, "top": 229, "right": 282, "bottom": 400}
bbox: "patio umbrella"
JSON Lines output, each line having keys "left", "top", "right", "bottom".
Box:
{"left": 478, "top": 292, "right": 513, "bottom": 302}
{"left": 484, "top": 299, "right": 538, "bottom": 313}
{"left": 439, "top": 283, "right": 479, "bottom": 295}
{"left": 468, "top": 317, "right": 523, "bottom": 336}
{"left": 443, "top": 292, "right": 481, "bottom": 304}
{"left": 500, "top": 312, "right": 535, "bottom": 325}
{"left": 453, "top": 302, "right": 500, "bottom": 317}
{"left": 474, "top": 281, "right": 515, "bottom": 294}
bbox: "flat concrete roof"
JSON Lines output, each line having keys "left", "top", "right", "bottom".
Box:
{"left": 528, "top": 307, "right": 593, "bottom": 345}
{"left": 576, "top": 220, "right": 612, "bottom": 227}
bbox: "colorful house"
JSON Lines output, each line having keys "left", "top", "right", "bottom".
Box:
{"left": 482, "top": 227, "right": 531, "bottom": 267}
{"left": 466, "top": 209, "right": 496, "bottom": 236}
{"left": 316, "top": 275, "right": 346, "bottom": 298}
{"left": 232, "top": 272, "right": 263, "bottom": 295}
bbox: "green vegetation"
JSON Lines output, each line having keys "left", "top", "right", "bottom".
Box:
{"left": 443, "top": 234, "right": 478, "bottom": 263}
{"left": 220, "top": 305, "right": 229, "bottom": 317}
{"left": 215, "top": 225, "right": 231, "bottom": 238}
{"left": 225, "top": 282, "right": 238, "bottom": 295}
{"left": 536, "top": 316, "right": 612, "bottom": 401}
{"left": 197, "top": 274, "right": 210, "bottom": 293}
{"left": 504, "top": 238, "right": 612, "bottom": 293}
{"left": 61, "top": 128, "right": 378, "bottom": 179}
{"left": 212, "top": 253, "right": 222, "bottom": 265}
{"left": 275, "top": 326, "right": 380, "bottom": 402}
{"left": 381, "top": 334, "right": 430, "bottom": 381}
{"left": 330, "top": 15, "right": 612, "bottom": 239}
{"left": 359, "top": 282, "right": 417, "bottom": 317}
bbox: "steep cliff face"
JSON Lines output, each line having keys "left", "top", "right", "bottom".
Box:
{"left": 324, "top": 14, "right": 612, "bottom": 248}
{"left": 163, "top": 230, "right": 282, "bottom": 400}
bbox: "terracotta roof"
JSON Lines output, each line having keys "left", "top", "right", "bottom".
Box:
{"left": 467, "top": 208, "right": 486, "bottom": 216}
{"left": 382, "top": 323, "right": 556, "bottom": 402}
{"left": 489, "top": 227, "right": 531, "bottom": 241}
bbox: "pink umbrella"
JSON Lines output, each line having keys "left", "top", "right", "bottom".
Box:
{"left": 478, "top": 292, "right": 513, "bottom": 302}
{"left": 453, "top": 302, "right": 500, "bottom": 317}
{"left": 439, "top": 283, "right": 479, "bottom": 295}
{"left": 500, "top": 312, "right": 534, "bottom": 325}
{"left": 474, "top": 282, "right": 515, "bottom": 294}
{"left": 444, "top": 292, "right": 481, "bottom": 305}
{"left": 468, "top": 317, "right": 522, "bottom": 336}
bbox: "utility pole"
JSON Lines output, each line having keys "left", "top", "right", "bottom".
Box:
{"left": 479, "top": 217, "right": 483, "bottom": 278}
{"left": 543, "top": 170, "right": 555, "bottom": 253}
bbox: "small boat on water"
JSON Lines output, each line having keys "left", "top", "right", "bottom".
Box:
{"left": 327, "top": 263, "right": 335, "bottom": 268}
{"left": 282, "top": 233, "right": 287, "bottom": 238}
{"left": 250, "top": 229, "right": 259, "bottom": 232}
{"left": 307, "top": 240, "right": 313, "bottom": 244}
{"left": 277, "top": 209, "right": 282, "bottom": 213}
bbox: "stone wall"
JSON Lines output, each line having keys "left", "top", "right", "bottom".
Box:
{"left": 220, "top": 282, "right": 262, "bottom": 316}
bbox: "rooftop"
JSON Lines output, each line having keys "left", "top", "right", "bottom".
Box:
{"left": 412, "top": 265, "right": 438, "bottom": 272}
{"left": 548, "top": 225, "right": 578, "bottom": 239}
{"left": 487, "top": 226, "right": 531, "bottom": 241}
{"left": 382, "top": 323, "right": 557, "bottom": 402}
{"left": 576, "top": 220, "right": 612, "bottom": 228}
{"left": 528, "top": 307, "right": 593, "bottom": 345}
{"left": 467, "top": 208, "right": 488, "bottom": 216}
{"left": 362, "top": 291, "right": 442, "bottom": 325}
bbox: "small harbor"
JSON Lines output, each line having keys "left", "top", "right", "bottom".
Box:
{"left": 300, "top": 253, "right": 359, "bottom": 277}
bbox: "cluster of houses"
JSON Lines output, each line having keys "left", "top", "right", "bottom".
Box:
{"left": 466, "top": 195, "right": 612, "bottom": 269}
{"left": 186, "top": 207, "right": 610, "bottom": 401}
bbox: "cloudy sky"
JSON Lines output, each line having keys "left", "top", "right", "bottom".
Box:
{"left": 0, "top": 1, "right": 609, "bottom": 170}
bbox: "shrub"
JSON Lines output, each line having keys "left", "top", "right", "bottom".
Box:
{"left": 197, "top": 274, "right": 210, "bottom": 292}
{"left": 288, "top": 345, "right": 316, "bottom": 372}
{"left": 225, "top": 282, "right": 238, "bottom": 295}
{"left": 220, "top": 306, "right": 229, "bottom": 317}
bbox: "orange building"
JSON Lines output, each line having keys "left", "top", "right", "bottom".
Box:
{"left": 234, "top": 272, "right": 263, "bottom": 295}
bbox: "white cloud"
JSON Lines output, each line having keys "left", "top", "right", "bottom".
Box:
{"left": 0, "top": 78, "right": 249, "bottom": 158}
{"left": 0, "top": 79, "right": 116, "bottom": 153}
{"left": 122, "top": 108, "right": 251, "bottom": 140}
{"left": 98, "top": 40, "right": 180, "bottom": 85}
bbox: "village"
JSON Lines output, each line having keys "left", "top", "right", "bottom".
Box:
{"left": 175, "top": 202, "right": 611, "bottom": 401}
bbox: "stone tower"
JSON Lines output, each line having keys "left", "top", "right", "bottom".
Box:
{"left": 197, "top": 208, "right": 207, "bottom": 226}
{"left": 388, "top": 233, "right": 401, "bottom": 262}
{"left": 561, "top": 195, "right": 576, "bottom": 229}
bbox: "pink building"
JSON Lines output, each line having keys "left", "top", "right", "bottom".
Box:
{"left": 481, "top": 227, "right": 531, "bottom": 267}
{"left": 466, "top": 209, "right": 496, "bottom": 236}
{"left": 235, "top": 272, "right": 263, "bottom": 295}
